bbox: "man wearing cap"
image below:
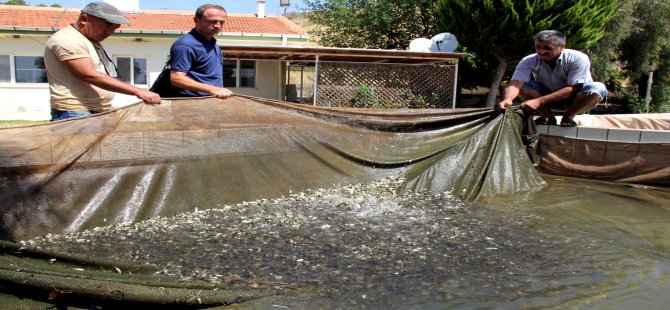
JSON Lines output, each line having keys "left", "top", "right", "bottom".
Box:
{"left": 44, "top": 2, "right": 161, "bottom": 121}
{"left": 168, "top": 4, "right": 233, "bottom": 98}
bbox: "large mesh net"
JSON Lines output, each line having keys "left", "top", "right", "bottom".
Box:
{"left": 0, "top": 96, "right": 542, "bottom": 307}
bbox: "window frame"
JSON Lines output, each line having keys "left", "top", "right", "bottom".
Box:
{"left": 0, "top": 53, "right": 49, "bottom": 85}
{"left": 222, "top": 59, "right": 257, "bottom": 89}
{"left": 0, "top": 54, "right": 13, "bottom": 83}
{"left": 114, "top": 55, "right": 148, "bottom": 86}
{"left": 238, "top": 59, "right": 256, "bottom": 88}
{"left": 14, "top": 55, "right": 48, "bottom": 84}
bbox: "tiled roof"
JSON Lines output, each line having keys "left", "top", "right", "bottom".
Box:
{"left": 0, "top": 5, "right": 307, "bottom": 35}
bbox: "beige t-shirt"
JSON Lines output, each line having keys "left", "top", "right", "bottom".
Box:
{"left": 44, "top": 25, "right": 114, "bottom": 112}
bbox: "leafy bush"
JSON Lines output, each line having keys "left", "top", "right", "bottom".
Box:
{"left": 349, "top": 83, "right": 377, "bottom": 108}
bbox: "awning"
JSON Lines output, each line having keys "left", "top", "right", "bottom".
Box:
{"left": 220, "top": 45, "right": 467, "bottom": 64}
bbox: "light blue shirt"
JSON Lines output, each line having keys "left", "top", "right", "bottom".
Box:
{"left": 511, "top": 49, "right": 593, "bottom": 92}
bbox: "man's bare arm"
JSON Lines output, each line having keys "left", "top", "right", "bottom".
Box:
{"left": 498, "top": 80, "right": 524, "bottom": 109}
{"left": 65, "top": 57, "right": 161, "bottom": 104}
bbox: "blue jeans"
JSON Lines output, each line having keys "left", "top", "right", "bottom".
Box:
{"left": 522, "top": 80, "right": 608, "bottom": 110}
{"left": 50, "top": 109, "right": 97, "bottom": 121}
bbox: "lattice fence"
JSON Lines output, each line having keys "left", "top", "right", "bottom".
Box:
{"left": 316, "top": 62, "right": 456, "bottom": 108}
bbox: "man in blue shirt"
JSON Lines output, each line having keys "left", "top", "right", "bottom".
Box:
{"left": 498, "top": 30, "right": 607, "bottom": 126}
{"left": 169, "top": 4, "right": 233, "bottom": 98}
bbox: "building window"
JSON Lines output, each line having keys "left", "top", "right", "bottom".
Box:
{"left": 116, "top": 56, "right": 147, "bottom": 85}
{"left": 0, "top": 55, "right": 10, "bottom": 82}
{"left": 222, "top": 59, "right": 256, "bottom": 88}
{"left": 240, "top": 60, "right": 256, "bottom": 88}
{"left": 14, "top": 56, "right": 47, "bottom": 83}
{"left": 223, "top": 60, "right": 236, "bottom": 88}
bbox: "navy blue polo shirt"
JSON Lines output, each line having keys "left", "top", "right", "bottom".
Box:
{"left": 170, "top": 29, "right": 224, "bottom": 96}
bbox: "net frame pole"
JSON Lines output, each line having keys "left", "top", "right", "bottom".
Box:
{"left": 286, "top": 61, "right": 291, "bottom": 101}
{"left": 452, "top": 61, "right": 459, "bottom": 109}
{"left": 313, "top": 55, "right": 319, "bottom": 106}
{"left": 300, "top": 64, "right": 305, "bottom": 101}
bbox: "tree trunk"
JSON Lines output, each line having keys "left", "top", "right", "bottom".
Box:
{"left": 485, "top": 55, "right": 510, "bottom": 108}
{"left": 645, "top": 70, "right": 654, "bottom": 113}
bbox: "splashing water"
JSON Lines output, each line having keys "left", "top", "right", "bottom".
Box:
{"left": 23, "top": 176, "right": 670, "bottom": 309}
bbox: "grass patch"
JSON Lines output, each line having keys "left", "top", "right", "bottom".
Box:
{"left": 0, "top": 120, "right": 48, "bottom": 128}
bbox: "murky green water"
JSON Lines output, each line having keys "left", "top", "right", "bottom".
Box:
{"left": 25, "top": 176, "right": 670, "bottom": 309}
{"left": 468, "top": 175, "right": 670, "bottom": 309}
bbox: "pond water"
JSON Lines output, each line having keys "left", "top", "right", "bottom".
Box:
{"left": 24, "top": 175, "right": 670, "bottom": 309}
{"left": 468, "top": 175, "right": 670, "bottom": 309}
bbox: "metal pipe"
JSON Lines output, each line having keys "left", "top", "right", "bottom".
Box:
{"left": 300, "top": 65, "right": 304, "bottom": 101}
{"left": 313, "top": 55, "right": 319, "bottom": 106}
{"left": 452, "top": 61, "right": 459, "bottom": 109}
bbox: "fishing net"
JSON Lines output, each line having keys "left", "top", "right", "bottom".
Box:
{"left": 0, "top": 96, "right": 542, "bottom": 307}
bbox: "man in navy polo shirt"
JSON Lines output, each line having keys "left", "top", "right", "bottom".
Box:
{"left": 169, "top": 4, "right": 233, "bottom": 98}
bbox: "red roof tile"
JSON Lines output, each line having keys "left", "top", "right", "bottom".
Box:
{"left": 0, "top": 5, "right": 307, "bottom": 35}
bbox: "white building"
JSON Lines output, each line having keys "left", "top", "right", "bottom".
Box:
{"left": 0, "top": 3, "right": 309, "bottom": 120}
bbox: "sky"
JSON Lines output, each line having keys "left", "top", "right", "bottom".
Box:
{"left": 26, "top": 0, "right": 307, "bottom": 15}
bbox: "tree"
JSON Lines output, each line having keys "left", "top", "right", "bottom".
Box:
{"left": 587, "top": 0, "right": 637, "bottom": 96}
{"left": 2, "top": 1, "right": 61, "bottom": 6}
{"left": 436, "top": 0, "right": 618, "bottom": 107}
{"left": 619, "top": 0, "right": 670, "bottom": 112}
{"left": 1, "top": 0, "right": 28, "bottom": 5}
{"left": 303, "top": 0, "right": 439, "bottom": 49}
{"left": 37, "top": 3, "right": 63, "bottom": 7}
